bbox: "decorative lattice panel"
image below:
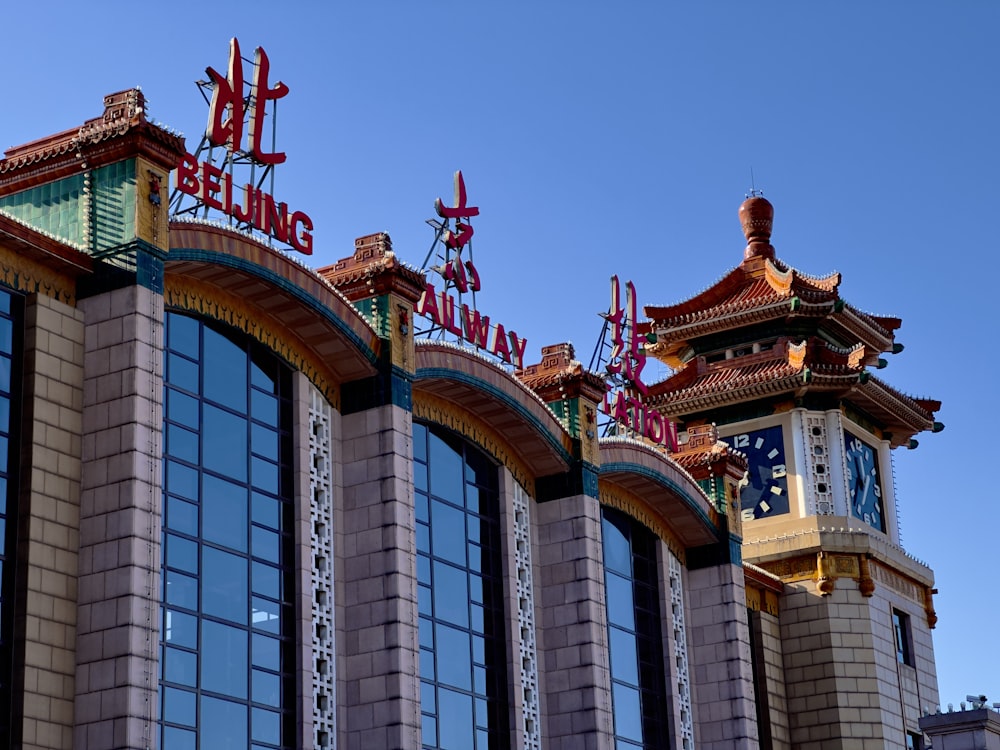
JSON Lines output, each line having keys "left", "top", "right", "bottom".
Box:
{"left": 513, "top": 482, "right": 541, "bottom": 750}
{"left": 804, "top": 414, "right": 835, "bottom": 515}
{"left": 310, "top": 387, "right": 336, "bottom": 747}
{"left": 669, "top": 552, "right": 694, "bottom": 750}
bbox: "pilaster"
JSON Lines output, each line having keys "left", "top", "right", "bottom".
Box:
{"left": 73, "top": 283, "right": 163, "bottom": 750}
{"left": 534, "top": 493, "right": 614, "bottom": 750}
{"left": 17, "top": 293, "right": 85, "bottom": 750}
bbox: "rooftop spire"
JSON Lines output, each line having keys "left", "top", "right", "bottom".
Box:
{"left": 739, "top": 194, "right": 775, "bottom": 260}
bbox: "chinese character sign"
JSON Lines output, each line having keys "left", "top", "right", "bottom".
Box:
{"left": 206, "top": 38, "right": 289, "bottom": 165}
{"left": 435, "top": 171, "right": 479, "bottom": 250}
{"left": 605, "top": 275, "right": 648, "bottom": 396}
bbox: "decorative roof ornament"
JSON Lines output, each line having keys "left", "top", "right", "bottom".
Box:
{"left": 739, "top": 194, "right": 775, "bottom": 261}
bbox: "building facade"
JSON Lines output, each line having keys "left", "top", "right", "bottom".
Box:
{"left": 0, "top": 87, "right": 940, "bottom": 750}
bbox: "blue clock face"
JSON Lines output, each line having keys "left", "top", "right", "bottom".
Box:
{"left": 723, "top": 425, "right": 790, "bottom": 521}
{"left": 844, "top": 431, "right": 886, "bottom": 532}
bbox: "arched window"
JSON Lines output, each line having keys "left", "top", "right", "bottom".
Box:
{"left": 159, "top": 312, "right": 295, "bottom": 750}
{"left": 413, "top": 422, "right": 510, "bottom": 749}
{"left": 601, "top": 506, "right": 670, "bottom": 749}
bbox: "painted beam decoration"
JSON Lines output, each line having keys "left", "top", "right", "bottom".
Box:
{"left": 415, "top": 172, "right": 528, "bottom": 369}
{"left": 174, "top": 38, "right": 314, "bottom": 254}
{"left": 601, "top": 276, "right": 678, "bottom": 451}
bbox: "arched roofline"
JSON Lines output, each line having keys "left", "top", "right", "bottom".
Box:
{"left": 414, "top": 341, "right": 574, "bottom": 485}
{"left": 598, "top": 438, "right": 719, "bottom": 548}
{"left": 166, "top": 223, "right": 380, "bottom": 403}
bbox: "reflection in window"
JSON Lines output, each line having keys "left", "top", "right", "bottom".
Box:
{"left": 159, "top": 312, "right": 295, "bottom": 750}
{"left": 601, "top": 507, "right": 669, "bottom": 749}
{"left": 0, "top": 287, "right": 21, "bottom": 745}
{"left": 414, "top": 423, "right": 509, "bottom": 750}
{"left": 893, "top": 609, "right": 913, "bottom": 666}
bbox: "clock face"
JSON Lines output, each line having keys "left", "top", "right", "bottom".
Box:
{"left": 844, "top": 431, "right": 886, "bottom": 532}
{"left": 723, "top": 425, "right": 790, "bottom": 521}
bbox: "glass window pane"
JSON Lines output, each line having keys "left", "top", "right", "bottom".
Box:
{"left": 167, "top": 497, "right": 198, "bottom": 536}
{"left": 251, "top": 423, "right": 278, "bottom": 461}
{"left": 609, "top": 627, "right": 639, "bottom": 685}
{"left": 200, "top": 696, "right": 248, "bottom": 750}
{"left": 162, "top": 726, "right": 196, "bottom": 750}
{"left": 602, "top": 515, "right": 631, "bottom": 575}
{"left": 164, "top": 646, "right": 198, "bottom": 686}
{"left": 605, "top": 573, "right": 635, "bottom": 630}
{"left": 201, "top": 621, "right": 248, "bottom": 699}
{"left": 431, "top": 500, "right": 466, "bottom": 565}
{"left": 202, "top": 475, "right": 248, "bottom": 552}
{"left": 166, "top": 462, "right": 199, "bottom": 501}
{"left": 162, "top": 686, "right": 196, "bottom": 726}
{"left": 164, "top": 609, "right": 197, "bottom": 648}
{"left": 203, "top": 327, "right": 248, "bottom": 413}
{"left": 251, "top": 456, "right": 278, "bottom": 494}
{"left": 252, "top": 561, "right": 280, "bottom": 599}
{"left": 167, "top": 423, "right": 199, "bottom": 465}
{"left": 251, "top": 492, "right": 280, "bottom": 530}
{"left": 435, "top": 624, "right": 471, "bottom": 690}
{"left": 432, "top": 562, "right": 468, "bottom": 627}
{"left": 168, "top": 353, "right": 199, "bottom": 394}
{"left": 168, "top": 313, "right": 200, "bottom": 359}
{"left": 251, "top": 707, "right": 281, "bottom": 745}
{"left": 252, "top": 669, "right": 281, "bottom": 707}
{"left": 437, "top": 688, "right": 474, "bottom": 750}
{"left": 203, "top": 405, "right": 247, "bottom": 481}
{"left": 252, "top": 633, "right": 281, "bottom": 671}
{"left": 612, "top": 682, "right": 643, "bottom": 743}
{"left": 165, "top": 570, "right": 198, "bottom": 611}
{"left": 166, "top": 534, "right": 198, "bottom": 574}
{"left": 167, "top": 389, "right": 200, "bottom": 430}
{"left": 251, "top": 596, "right": 281, "bottom": 634}
{"left": 202, "top": 547, "right": 248, "bottom": 625}
{"left": 428, "top": 433, "right": 464, "bottom": 505}
{"left": 251, "top": 390, "right": 278, "bottom": 425}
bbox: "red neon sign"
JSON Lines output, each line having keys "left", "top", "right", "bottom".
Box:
{"left": 176, "top": 38, "right": 313, "bottom": 255}
{"left": 206, "top": 38, "right": 289, "bottom": 165}
{"left": 600, "top": 276, "right": 678, "bottom": 451}
{"left": 415, "top": 172, "right": 528, "bottom": 368}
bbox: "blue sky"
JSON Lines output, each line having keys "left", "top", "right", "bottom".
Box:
{"left": 5, "top": 1, "right": 998, "bottom": 711}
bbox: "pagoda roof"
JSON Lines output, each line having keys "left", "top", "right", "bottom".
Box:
{"left": 646, "top": 336, "right": 939, "bottom": 447}
{"left": 645, "top": 254, "right": 901, "bottom": 368}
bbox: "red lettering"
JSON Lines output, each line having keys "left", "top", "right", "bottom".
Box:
{"left": 233, "top": 183, "right": 255, "bottom": 224}
{"left": 206, "top": 38, "right": 245, "bottom": 152}
{"left": 261, "top": 194, "right": 289, "bottom": 244}
{"left": 462, "top": 306, "right": 490, "bottom": 348}
{"left": 415, "top": 283, "right": 440, "bottom": 323}
{"left": 645, "top": 410, "right": 663, "bottom": 443}
{"left": 508, "top": 331, "right": 528, "bottom": 370}
{"left": 247, "top": 46, "right": 289, "bottom": 165}
{"left": 201, "top": 162, "right": 224, "bottom": 210}
{"left": 444, "top": 258, "right": 469, "bottom": 293}
{"left": 177, "top": 154, "right": 200, "bottom": 196}
{"left": 465, "top": 260, "right": 481, "bottom": 292}
{"left": 491, "top": 322, "right": 511, "bottom": 363}
{"left": 612, "top": 392, "right": 629, "bottom": 424}
{"left": 289, "top": 212, "right": 313, "bottom": 255}
{"left": 440, "top": 294, "right": 464, "bottom": 337}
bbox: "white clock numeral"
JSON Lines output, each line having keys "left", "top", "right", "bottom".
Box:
{"left": 770, "top": 486, "right": 783, "bottom": 496}
{"left": 873, "top": 485, "right": 881, "bottom": 498}
{"left": 759, "top": 500, "right": 771, "bottom": 513}
{"left": 734, "top": 434, "right": 749, "bottom": 448}
{"left": 741, "top": 509, "right": 755, "bottom": 521}
{"left": 755, "top": 437, "right": 765, "bottom": 450}
{"left": 771, "top": 464, "right": 786, "bottom": 479}
{"left": 767, "top": 448, "right": 779, "bottom": 460}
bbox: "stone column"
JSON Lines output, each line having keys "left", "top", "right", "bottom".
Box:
{"left": 73, "top": 284, "right": 163, "bottom": 750}
{"left": 17, "top": 294, "right": 86, "bottom": 750}
{"left": 687, "top": 561, "right": 760, "bottom": 749}
{"left": 535, "top": 493, "right": 614, "bottom": 750}
{"left": 337, "top": 403, "right": 420, "bottom": 750}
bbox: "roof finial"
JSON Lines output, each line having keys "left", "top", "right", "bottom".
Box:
{"left": 738, "top": 190, "right": 774, "bottom": 261}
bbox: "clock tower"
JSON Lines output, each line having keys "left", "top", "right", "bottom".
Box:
{"left": 644, "top": 195, "right": 943, "bottom": 749}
